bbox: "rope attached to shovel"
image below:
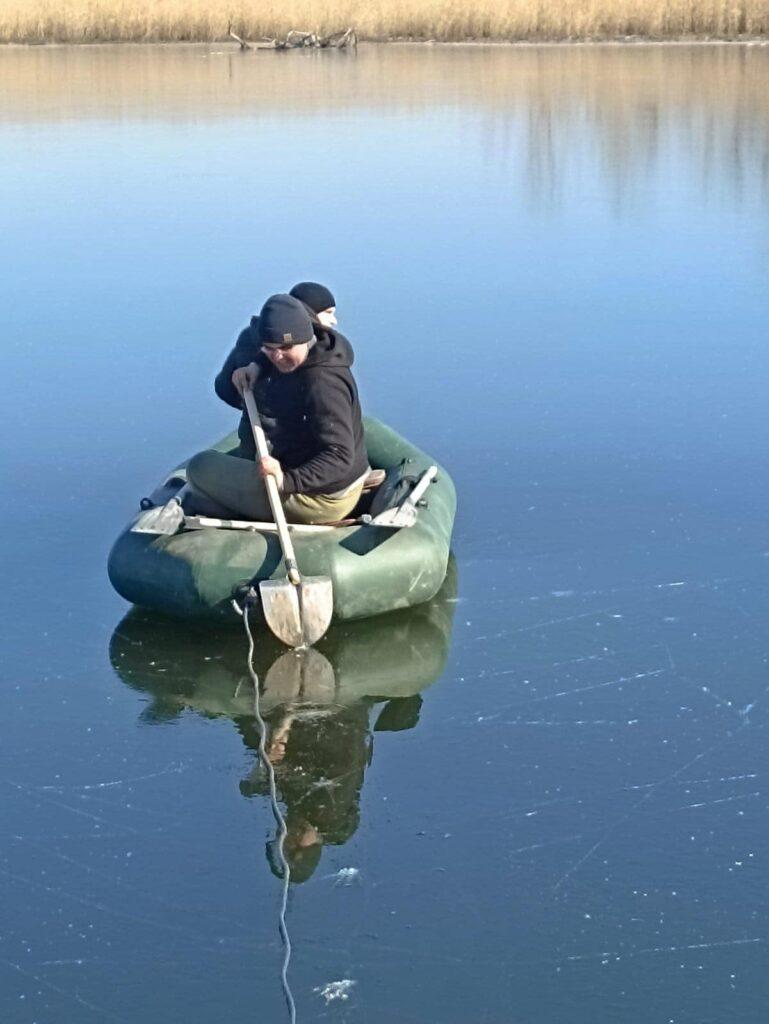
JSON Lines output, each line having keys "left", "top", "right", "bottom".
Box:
{"left": 242, "top": 598, "right": 297, "bottom": 1024}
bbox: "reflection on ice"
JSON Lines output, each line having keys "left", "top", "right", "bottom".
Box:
{"left": 109, "top": 559, "right": 457, "bottom": 883}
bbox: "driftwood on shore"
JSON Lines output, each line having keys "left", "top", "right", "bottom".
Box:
{"left": 228, "top": 24, "right": 357, "bottom": 51}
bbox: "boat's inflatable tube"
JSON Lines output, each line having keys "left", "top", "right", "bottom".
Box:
{"left": 108, "top": 417, "right": 456, "bottom": 622}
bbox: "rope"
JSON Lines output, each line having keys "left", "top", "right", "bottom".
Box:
{"left": 243, "top": 600, "right": 297, "bottom": 1024}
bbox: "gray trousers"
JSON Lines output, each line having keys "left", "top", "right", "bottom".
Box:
{"left": 186, "top": 449, "right": 363, "bottom": 525}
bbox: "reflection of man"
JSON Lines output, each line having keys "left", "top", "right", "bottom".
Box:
{"left": 189, "top": 292, "right": 369, "bottom": 524}
{"left": 240, "top": 702, "right": 371, "bottom": 884}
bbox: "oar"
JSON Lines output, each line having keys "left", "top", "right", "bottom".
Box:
{"left": 242, "top": 389, "right": 333, "bottom": 648}
{"left": 131, "top": 491, "right": 186, "bottom": 535}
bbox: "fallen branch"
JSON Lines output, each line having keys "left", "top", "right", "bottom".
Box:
{"left": 234, "top": 26, "right": 357, "bottom": 51}
{"left": 227, "top": 23, "right": 252, "bottom": 50}
{"left": 286, "top": 30, "right": 317, "bottom": 47}
{"left": 319, "top": 27, "right": 358, "bottom": 48}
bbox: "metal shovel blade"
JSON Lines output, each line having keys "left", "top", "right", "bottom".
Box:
{"left": 259, "top": 576, "right": 334, "bottom": 648}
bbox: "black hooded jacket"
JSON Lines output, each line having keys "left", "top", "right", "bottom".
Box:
{"left": 214, "top": 319, "right": 368, "bottom": 496}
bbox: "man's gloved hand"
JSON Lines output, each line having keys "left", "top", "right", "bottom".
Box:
{"left": 231, "top": 362, "right": 260, "bottom": 396}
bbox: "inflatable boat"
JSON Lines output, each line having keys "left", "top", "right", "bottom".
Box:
{"left": 108, "top": 417, "right": 456, "bottom": 623}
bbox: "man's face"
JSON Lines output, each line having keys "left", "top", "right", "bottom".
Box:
{"left": 316, "top": 307, "right": 337, "bottom": 328}
{"left": 261, "top": 342, "right": 310, "bottom": 373}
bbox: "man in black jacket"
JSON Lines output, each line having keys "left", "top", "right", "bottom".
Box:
{"left": 289, "top": 280, "right": 337, "bottom": 329}
{"left": 187, "top": 293, "right": 369, "bottom": 524}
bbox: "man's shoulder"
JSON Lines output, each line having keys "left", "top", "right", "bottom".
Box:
{"left": 299, "top": 365, "right": 356, "bottom": 415}
{"left": 235, "top": 317, "right": 260, "bottom": 349}
{"left": 302, "top": 361, "right": 355, "bottom": 384}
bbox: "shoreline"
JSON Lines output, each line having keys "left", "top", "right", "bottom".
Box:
{"left": 2, "top": 37, "right": 769, "bottom": 49}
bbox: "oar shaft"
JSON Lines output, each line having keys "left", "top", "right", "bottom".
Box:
{"left": 243, "top": 390, "right": 300, "bottom": 585}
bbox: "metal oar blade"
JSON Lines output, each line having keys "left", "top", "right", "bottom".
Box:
{"left": 131, "top": 498, "right": 185, "bottom": 536}
{"left": 368, "top": 465, "right": 438, "bottom": 529}
{"left": 369, "top": 504, "right": 418, "bottom": 529}
{"left": 259, "top": 576, "right": 334, "bottom": 648}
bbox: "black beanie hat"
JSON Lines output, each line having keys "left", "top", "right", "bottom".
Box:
{"left": 258, "top": 293, "right": 314, "bottom": 347}
{"left": 289, "top": 281, "right": 336, "bottom": 315}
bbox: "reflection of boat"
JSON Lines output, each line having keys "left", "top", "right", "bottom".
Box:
{"left": 107, "top": 418, "right": 456, "bottom": 623}
{"left": 109, "top": 559, "right": 457, "bottom": 882}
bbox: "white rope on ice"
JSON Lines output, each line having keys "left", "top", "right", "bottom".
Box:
{"left": 242, "top": 602, "right": 297, "bottom": 1024}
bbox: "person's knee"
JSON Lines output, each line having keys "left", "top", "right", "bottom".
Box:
{"left": 186, "top": 450, "right": 218, "bottom": 491}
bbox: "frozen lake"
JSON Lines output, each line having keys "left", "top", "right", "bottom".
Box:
{"left": 2, "top": 41, "right": 769, "bottom": 1023}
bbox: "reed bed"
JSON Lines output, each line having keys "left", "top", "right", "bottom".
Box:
{"left": 2, "top": 0, "right": 769, "bottom": 44}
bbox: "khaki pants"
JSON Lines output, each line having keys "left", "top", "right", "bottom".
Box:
{"left": 186, "top": 449, "right": 363, "bottom": 525}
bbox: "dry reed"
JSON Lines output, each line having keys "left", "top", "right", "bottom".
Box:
{"left": 1, "top": 0, "right": 769, "bottom": 44}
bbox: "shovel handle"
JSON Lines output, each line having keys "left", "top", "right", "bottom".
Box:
{"left": 243, "top": 390, "right": 301, "bottom": 585}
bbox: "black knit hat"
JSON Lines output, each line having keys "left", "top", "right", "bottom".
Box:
{"left": 289, "top": 281, "right": 336, "bottom": 315}
{"left": 258, "top": 293, "right": 314, "bottom": 347}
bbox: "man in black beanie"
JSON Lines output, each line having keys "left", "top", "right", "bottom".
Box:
{"left": 289, "top": 281, "right": 337, "bottom": 328}
{"left": 188, "top": 293, "right": 368, "bottom": 524}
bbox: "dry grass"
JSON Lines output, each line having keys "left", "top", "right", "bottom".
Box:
{"left": 1, "top": 0, "right": 769, "bottom": 44}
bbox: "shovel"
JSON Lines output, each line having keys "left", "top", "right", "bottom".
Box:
{"left": 242, "top": 390, "right": 333, "bottom": 648}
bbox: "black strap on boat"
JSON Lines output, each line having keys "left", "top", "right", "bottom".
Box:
{"left": 231, "top": 581, "right": 259, "bottom": 614}
{"left": 241, "top": 602, "right": 297, "bottom": 1024}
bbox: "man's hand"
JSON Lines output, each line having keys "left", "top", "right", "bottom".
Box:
{"left": 258, "top": 455, "right": 284, "bottom": 491}
{"left": 231, "top": 362, "right": 259, "bottom": 396}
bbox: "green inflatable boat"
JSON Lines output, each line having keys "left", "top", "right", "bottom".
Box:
{"left": 108, "top": 417, "right": 456, "bottom": 623}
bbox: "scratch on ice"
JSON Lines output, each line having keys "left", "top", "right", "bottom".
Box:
{"left": 37, "top": 763, "right": 188, "bottom": 792}
{"left": 473, "top": 608, "right": 614, "bottom": 642}
{"left": 474, "top": 669, "right": 665, "bottom": 723}
{"left": 561, "top": 936, "right": 763, "bottom": 964}
{"left": 553, "top": 722, "right": 749, "bottom": 893}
